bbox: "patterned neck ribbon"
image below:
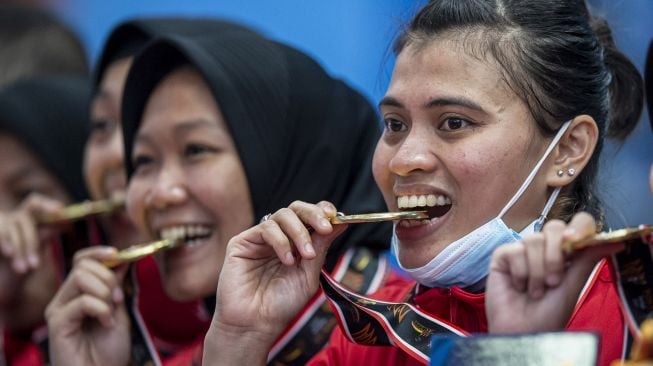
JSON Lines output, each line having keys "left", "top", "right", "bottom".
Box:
{"left": 320, "top": 270, "right": 469, "bottom": 365}
{"left": 267, "top": 247, "right": 389, "bottom": 365}
{"left": 612, "top": 227, "right": 653, "bottom": 355}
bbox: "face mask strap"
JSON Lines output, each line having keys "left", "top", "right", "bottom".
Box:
{"left": 498, "top": 120, "right": 572, "bottom": 219}
{"left": 533, "top": 186, "right": 562, "bottom": 232}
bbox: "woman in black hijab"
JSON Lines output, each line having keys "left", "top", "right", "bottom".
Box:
{"left": 46, "top": 23, "right": 392, "bottom": 365}
{"left": 647, "top": 40, "right": 652, "bottom": 192}
{"left": 0, "top": 76, "right": 92, "bottom": 365}
{"left": 84, "top": 19, "right": 256, "bottom": 356}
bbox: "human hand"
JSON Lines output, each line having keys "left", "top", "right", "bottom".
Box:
{"left": 46, "top": 246, "right": 131, "bottom": 366}
{"left": 486, "top": 212, "right": 624, "bottom": 333}
{"left": 0, "top": 193, "right": 65, "bottom": 274}
{"left": 204, "top": 201, "right": 346, "bottom": 365}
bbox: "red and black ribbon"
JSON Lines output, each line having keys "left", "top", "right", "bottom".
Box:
{"left": 267, "top": 247, "right": 389, "bottom": 365}
{"left": 613, "top": 227, "right": 653, "bottom": 355}
{"left": 320, "top": 270, "right": 468, "bottom": 364}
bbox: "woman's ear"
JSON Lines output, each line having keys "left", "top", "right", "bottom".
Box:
{"left": 547, "top": 115, "right": 599, "bottom": 187}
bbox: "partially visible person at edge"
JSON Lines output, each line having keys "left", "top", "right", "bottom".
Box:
{"left": 647, "top": 40, "right": 653, "bottom": 193}
{"left": 0, "top": 4, "right": 88, "bottom": 86}
{"left": 0, "top": 76, "right": 96, "bottom": 365}
{"left": 45, "top": 23, "right": 394, "bottom": 365}
{"left": 197, "top": 1, "right": 643, "bottom": 366}
{"left": 81, "top": 19, "right": 261, "bottom": 358}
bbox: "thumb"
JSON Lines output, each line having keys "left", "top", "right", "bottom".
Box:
{"left": 22, "top": 193, "right": 65, "bottom": 219}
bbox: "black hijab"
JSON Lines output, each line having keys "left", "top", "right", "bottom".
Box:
{"left": 0, "top": 76, "right": 90, "bottom": 201}
{"left": 121, "top": 26, "right": 390, "bottom": 268}
{"left": 94, "top": 17, "right": 254, "bottom": 90}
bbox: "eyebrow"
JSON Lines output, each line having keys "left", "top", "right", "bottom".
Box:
{"left": 134, "top": 118, "right": 219, "bottom": 145}
{"left": 379, "top": 96, "right": 486, "bottom": 114}
{"left": 173, "top": 119, "right": 219, "bottom": 134}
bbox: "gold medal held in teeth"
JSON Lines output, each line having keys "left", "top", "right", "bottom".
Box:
{"left": 101, "top": 238, "right": 183, "bottom": 268}
{"left": 329, "top": 211, "right": 429, "bottom": 225}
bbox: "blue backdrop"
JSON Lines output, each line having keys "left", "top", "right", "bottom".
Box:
{"left": 52, "top": 0, "right": 652, "bottom": 227}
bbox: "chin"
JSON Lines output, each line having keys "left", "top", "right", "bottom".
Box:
{"left": 397, "top": 239, "right": 448, "bottom": 269}
{"left": 163, "top": 271, "right": 217, "bottom": 302}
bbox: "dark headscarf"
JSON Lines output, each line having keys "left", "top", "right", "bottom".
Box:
{"left": 121, "top": 25, "right": 390, "bottom": 268}
{"left": 0, "top": 76, "right": 90, "bottom": 201}
{"left": 94, "top": 17, "right": 254, "bottom": 90}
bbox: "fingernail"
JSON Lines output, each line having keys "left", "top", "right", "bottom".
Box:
{"left": 101, "top": 246, "right": 117, "bottom": 256}
{"left": 546, "top": 274, "right": 561, "bottom": 286}
{"left": 304, "top": 243, "right": 315, "bottom": 256}
{"left": 28, "top": 254, "right": 39, "bottom": 268}
{"left": 563, "top": 228, "right": 576, "bottom": 238}
{"left": 285, "top": 251, "right": 295, "bottom": 265}
{"left": 14, "top": 259, "right": 26, "bottom": 273}
{"left": 531, "top": 288, "right": 544, "bottom": 299}
{"left": 112, "top": 287, "right": 124, "bottom": 303}
{"left": 319, "top": 218, "right": 331, "bottom": 229}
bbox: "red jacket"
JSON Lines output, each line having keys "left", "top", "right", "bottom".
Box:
{"left": 309, "top": 259, "right": 625, "bottom": 366}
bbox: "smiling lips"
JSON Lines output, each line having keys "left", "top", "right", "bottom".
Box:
{"left": 159, "top": 224, "right": 213, "bottom": 247}
{"left": 396, "top": 193, "right": 452, "bottom": 227}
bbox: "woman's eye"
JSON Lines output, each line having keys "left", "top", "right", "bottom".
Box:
{"left": 440, "top": 117, "right": 470, "bottom": 131}
{"left": 90, "top": 119, "right": 115, "bottom": 136}
{"left": 185, "top": 144, "right": 215, "bottom": 157}
{"left": 132, "top": 154, "right": 153, "bottom": 171}
{"left": 383, "top": 118, "right": 408, "bottom": 133}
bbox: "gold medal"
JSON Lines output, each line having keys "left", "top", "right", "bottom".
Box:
{"left": 329, "top": 211, "right": 429, "bottom": 224}
{"left": 562, "top": 225, "right": 652, "bottom": 253}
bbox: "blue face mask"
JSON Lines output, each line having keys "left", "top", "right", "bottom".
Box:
{"left": 392, "top": 121, "right": 572, "bottom": 289}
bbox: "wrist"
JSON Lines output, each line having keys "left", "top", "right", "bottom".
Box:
{"left": 203, "top": 321, "right": 278, "bottom": 365}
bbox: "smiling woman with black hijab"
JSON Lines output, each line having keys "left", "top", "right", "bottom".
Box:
{"left": 0, "top": 76, "right": 95, "bottom": 365}
{"left": 84, "top": 18, "right": 258, "bottom": 357}
{"left": 46, "top": 24, "right": 393, "bottom": 365}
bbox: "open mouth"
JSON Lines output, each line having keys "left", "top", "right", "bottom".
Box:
{"left": 396, "top": 194, "right": 452, "bottom": 227}
{"left": 158, "top": 225, "right": 214, "bottom": 247}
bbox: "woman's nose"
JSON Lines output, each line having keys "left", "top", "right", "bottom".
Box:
{"left": 145, "top": 167, "right": 188, "bottom": 210}
{"left": 106, "top": 127, "right": 125, "bottom": 169}
{"left": 388, "top": 129, "right": 440, "bottom": 177}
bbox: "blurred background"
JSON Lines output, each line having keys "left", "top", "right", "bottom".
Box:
{"left": 6, "top": 0, "right": 653, "bottom": 227}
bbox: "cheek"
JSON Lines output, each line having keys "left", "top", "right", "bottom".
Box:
{"left": 372, "top": 145, "right": 395, "bottom": 205}
{"left": 83, "top": 146, "right": 103, "bottom": 199}
{"left": 449, "top": 142, "right": 525, "bottom": 214}
{"left": 372, "top": 143, "right": 391, "bottom": 187}
{"left": 193, "top": 159, "right": 253, "bottom": 231}
{"left": 125, "top": 180, "right": 148, "bottom": 232}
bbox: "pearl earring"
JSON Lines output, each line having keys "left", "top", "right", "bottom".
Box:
{"left": 556, "top": 169, "right": 564, "bottom": 177}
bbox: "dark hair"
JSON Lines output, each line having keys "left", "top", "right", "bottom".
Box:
{"left": 0, "top": 4, "right": 89, "bottom": 86}
{"left": 0, "top": 75, "right": 91, "bottom": 201}
{"left": 395, "top": 0, "right": 644, "bottom": 223}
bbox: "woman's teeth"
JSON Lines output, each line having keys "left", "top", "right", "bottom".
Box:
{"left": 396, "top": 194, "right": 452, "bottom": 227}
{"left": 159, "top": 225, "right": 213, "bottom": 247}
{"left": 397, "top": 194, "right": 451, "bottom": 209}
